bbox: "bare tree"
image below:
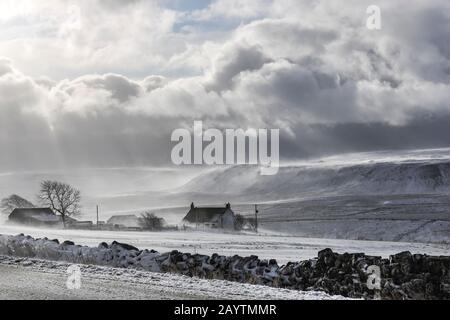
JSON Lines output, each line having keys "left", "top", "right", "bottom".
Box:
{"left": 0, "top": 195, "right": 35, "bottom": 214}
{"left": 139, "top": 212, "right": 166, "bottom": 231}
{"left": 38, "top": 180, "right": 81, "bottom": 227}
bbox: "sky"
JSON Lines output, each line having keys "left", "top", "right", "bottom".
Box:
{"left": 1, "top": 0, "right": 450, "bottom": 171}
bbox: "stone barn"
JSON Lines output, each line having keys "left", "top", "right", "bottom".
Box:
{"left": 183, "top": 202, "right": 236, "bottom": 230}
{"left": 107, "top": 215, "right": 142, "bottom": 229}
{"left": 8, "top": 208, "right": 63, "bottom": 227}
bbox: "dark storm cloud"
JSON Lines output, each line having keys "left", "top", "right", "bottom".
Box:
{"left": 280, "top": 116, "right": 450, "bottom": 160}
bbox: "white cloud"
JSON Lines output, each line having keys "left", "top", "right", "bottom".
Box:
{"left": 1, "top": 0, "right": 450, "bottom": 169}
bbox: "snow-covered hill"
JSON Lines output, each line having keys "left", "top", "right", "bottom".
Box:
{"left": 183, "top": 149, "right": 450, "bottom": 200}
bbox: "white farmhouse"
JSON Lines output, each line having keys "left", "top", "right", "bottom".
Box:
{"left": 183, "top": 202, "right": 236, "bottom": 230}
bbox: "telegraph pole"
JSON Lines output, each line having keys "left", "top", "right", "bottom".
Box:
{"left": 254, "top": 204, "right": 259, "bottom": 233}
{"left": 96, "top": 205, "right": 99, "bottom": 228}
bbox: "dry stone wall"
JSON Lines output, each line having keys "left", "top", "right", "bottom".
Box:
{"left": 1, "top": 234, "right": 449, "bottom": 300}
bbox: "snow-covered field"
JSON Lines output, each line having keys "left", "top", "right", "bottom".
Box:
{"left": 238, "top": 194, "right": 450, "bottom": 243}
{"left": 0, "top": 256, "right": 345, "bottom": 300}
{"left": 1, "top": 225, "right": 449, "bottom": 264}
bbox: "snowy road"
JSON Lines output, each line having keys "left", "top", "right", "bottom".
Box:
{"left": 0, "top": 225, "right": 449, "bottom": 264}
{"left": 0, "top": 256, "right": 345, "bottom": 300}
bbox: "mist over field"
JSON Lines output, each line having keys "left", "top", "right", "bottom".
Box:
{"left": 2, "top": 148, "right": 450, "bottom": 244}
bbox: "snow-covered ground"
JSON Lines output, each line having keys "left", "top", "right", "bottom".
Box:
{"left": 254, "top": 194, "right": 450, "bottom": 243}
{"left": 1, "top": 225, "right": 449, "bottom": 264}
{"left": 0, "top": 256, "right": 346, "bottom": 300}
{"left": 2, "top": 149, "right": 450, "bottom": 300}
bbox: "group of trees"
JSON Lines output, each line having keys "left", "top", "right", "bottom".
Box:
{"left": 1, "top": 181, "right": 168, "bottom": 230}
{"left": 1, "top": 180, "right": 81, "bottom": 227}
{"left": 139, "top": 212, "right": 166, "bottom": 231}
{"left": 0, "top": 194, "right": 35, "bottom": 214}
